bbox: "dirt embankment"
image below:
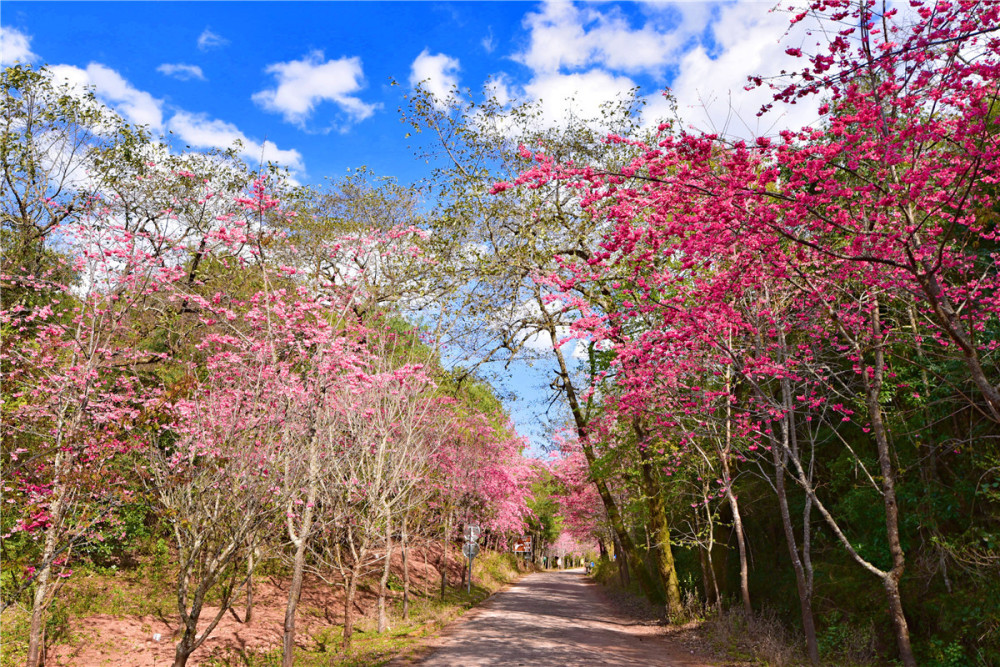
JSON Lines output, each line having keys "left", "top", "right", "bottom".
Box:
{"left": 43, "top": 541, "right": 477, "bottom": 667}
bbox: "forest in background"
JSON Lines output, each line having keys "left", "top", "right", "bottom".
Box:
{"left": 3, "top": 1, "right": 1000, "bottom": 666}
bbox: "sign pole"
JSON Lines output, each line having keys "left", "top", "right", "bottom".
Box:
{"left": 462, "top": 522, "right": 480, "bottom": 596}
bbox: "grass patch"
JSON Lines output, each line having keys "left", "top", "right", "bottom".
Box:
{"left": 0, "top": 562, "right": 176, "bottom": 667}
{"left": 0, "top": 606, "right": 32, "bottom": 667}
{"left": 699, "top": 606, "right": 880, "bottom": 667}
{"left": 701, "top": 606, "right": 805, "bottom": 666}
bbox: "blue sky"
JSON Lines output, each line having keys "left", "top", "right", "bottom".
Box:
{"left": 2, "top": 1, "right": 821, "bottom": 453}
{"left": 2, "top": 2, "right": 821, "bottom": 185}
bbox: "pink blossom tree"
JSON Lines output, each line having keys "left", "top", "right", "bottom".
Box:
{"left": 497, "top": 3, "right": 999, "bottom": 662}
{"left": 1, "top": 207, "right": 190, "bottom": 666}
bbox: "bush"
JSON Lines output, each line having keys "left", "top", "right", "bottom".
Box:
{"left": 818, "top": 615, "right": 877, "bottom": 666}
{"left": 590, "top": 557, "right": 618, "bottom": 585}
{"left": 703, "top": 607, "right": 805, "bottom": 667}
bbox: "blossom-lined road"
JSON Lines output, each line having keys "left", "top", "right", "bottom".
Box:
{"left": 410, "top": 570, "right": 713, "bottom": 666}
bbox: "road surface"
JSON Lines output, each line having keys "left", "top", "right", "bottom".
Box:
{"left": 411, "top": 569, "right": 712, "bottom": 666}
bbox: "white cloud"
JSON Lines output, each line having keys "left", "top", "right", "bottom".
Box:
{"left": 523, "top": 70, "right": 636, "bottom": 129}
{"left": 1, "top": 26, "right": 37, "bottom": 66}
{"left": 498, "top": 298, "right": 578, "bottom": 354}
{"left": 197, "top": 28, "right": 228, "bottom": 51}
{"left": 253, "top": 50, "right": 377, "bottom": 128}
{"left": 662, "top": 2, "right": 822, "bottom": 138}
{"left": 640, "top": 89, "right": 677, "bottom": 132}
{"left": 16, "top": 54, "right": 303, "bottom": 182}
{"left": 409, "top": 49, "right": 461, "bottom": 110}
{"left": 504, "top": 1, "right": 823, "bottom": 140}
{"left": 49, "top": 63, "right": 165, "bottom": 131}
{"left": 168, "top": 110, "right": 305, "bottom": 175}
{"left": 485, "top": 74, "right": 513, "bottom": 108}
{"left": 478, "top": 69, "right": 636, "bottom": 131}
{"left": 157, "top": 63, "right": 206, "bottom": 81}
{"left": 482, "top": 28, "right": 496, "bottom": 54}
{"left": 515, "top": 1, "right": 686, "bottom": 76}
{"left": 522, "top": 328, "right": 563, "bottom": 352}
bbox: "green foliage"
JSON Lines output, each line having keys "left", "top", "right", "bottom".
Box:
{"left": 817, "top": 614, "right": 877, "bottom": 666}
{"left": 525, "top": 472, "right": 563, "bottom": 556}
{"left": 2, "top": 64, "right": 147, "bottom": 291}
{"left": 0, "top": 607, "right": 31, "bottom": 667}
{"left": 476, "top": 550, "right": 521, "bottom": 585}
{"left": 923, "top": 638, "right": 970, "bottom": 667}
{"left": 589, "top": 557, "right": 619, "bottom": 586}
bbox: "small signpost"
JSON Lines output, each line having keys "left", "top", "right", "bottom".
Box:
{"left": 462, "top": 541, "right": 480, "bottom": 559}
{"left": 463, "top": 522, "right": 480, "bottom": 594}
{"left": 513, "top": 537, "right": 532, "bottom": 558}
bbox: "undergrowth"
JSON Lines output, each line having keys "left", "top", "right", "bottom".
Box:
{"left": 587, "top": 555, "right": 882, "bottom": 667}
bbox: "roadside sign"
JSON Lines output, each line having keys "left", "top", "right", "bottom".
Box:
{"left": 513, "top": 537, "right": 532, "bottom": 553}
{"left": 463, "top": 523, "right": 481, "bottom": 542}
{"left": 462, "top": 540, "right": 479, "bottom": 594}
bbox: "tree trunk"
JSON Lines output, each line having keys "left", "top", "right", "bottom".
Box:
{"left": 401, "top": 514, "right": 411, "bottom": 621}
{"left": 342, "top": 556, "right": 364, "bottom": 650}
{"left": 698, "top": 542, "right": 713, "bottom": 608}
{"left": 726, "top": 485, "right": 751, "bottom": 616}
{"left": 26, "top": 558, "right": 53, "bottom": 667}
{"left": 551, "top": 329, "right": 654, "bottom": 598}
{"left": 863, "top": 302, "right": 916, "bottom": 667}
{"left": 171, "top": 623, "right": 197, "bottom": 667}
{"left": 578, "top": 440, "right": 653, "bottom": 594}
{"left": 766, "top": 368, "right": 916, "bottom": 667}
{"left": 762, "top": 324, "right": 819, "bottom": 664}
{"left": 439, "top": 511, "right": 451, "bottom": 599}
{"left": 772, "top": 419, "right": 820, "bottom": 665}
{"left": 702, "top": 497, "right": 722, "bottom": 609}
{"left": 884, "top": 575, "right": 914, "bottom": 666}
{"left": 721, "top": 363, "right": 752, "bottom": 617}
{"left": 282, "top": 537, "right": 309, "bottom": 666}
{"left": 245, "top": 549, "right": 255, "bottom": 624}
{"left": 27, "top": 448, "right": 67, "bottom": 667}
{"left": 634, "top": 420, "right": 682, "bottom": 615}
{"left": 612, "top": 533, "right": 629, "bottom": 587}
{"left": 377, "top": 520, "right": 393, "bottom": 633}
{"left": 172, "top": 560, "right": 238, "bottom": 667}
{"left": 282, "top": 433, "right": 318, "bottom": 667}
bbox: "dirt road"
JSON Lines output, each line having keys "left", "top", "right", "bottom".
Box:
{"left": 410, "top": 569, "right": 713, "bottom": 666}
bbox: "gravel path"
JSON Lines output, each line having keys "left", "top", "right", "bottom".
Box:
{"left": 411, "top": 569, "right": 715, "bottom": 666}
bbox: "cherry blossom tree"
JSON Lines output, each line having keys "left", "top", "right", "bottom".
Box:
{"left": 1, "top": 204, "right": 192, "bottom": 665}
{"left": 498, "top": 2, "right": 999, "bottom": 663}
